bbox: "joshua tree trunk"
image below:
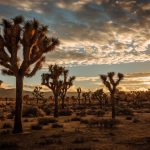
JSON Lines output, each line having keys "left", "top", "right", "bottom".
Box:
{"left": 54, "top": 95, "right": 59, "bottom": 118}
{"left": 61, "top": 96, "right": 65, "bottom": 109}
{"left": 13, "top": 74, "right": 24, "bottom": 133}
{"left": 111, "top": 93, "right": 115, "bottom": 119}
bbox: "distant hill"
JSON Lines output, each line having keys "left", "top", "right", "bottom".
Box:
{"left": 0, "top": 88, "right": 77, "bottom": 98}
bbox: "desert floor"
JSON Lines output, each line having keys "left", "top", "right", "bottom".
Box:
{"left": 0, "top": 107, "right": 150, "bottom": 150}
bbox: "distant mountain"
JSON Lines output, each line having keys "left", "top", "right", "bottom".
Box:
{"left": 0, "top": 88, "right": 77, "bottom": 98}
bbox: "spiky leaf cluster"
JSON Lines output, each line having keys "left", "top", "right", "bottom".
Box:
{"left": 42, "top": 64, "right": 75, "bottom": 97}
{"left": 0, "top": 16, "right": 59, "bottom": 77}
{"left": 100, "top": 72, "right": 124, "bottom": 94}
{"left": 32, "top": 86, "right": 44, "bottom": 101}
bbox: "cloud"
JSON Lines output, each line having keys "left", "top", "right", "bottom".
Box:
{"left": 0, "top": 0, "right": 149, "bottom": 66}
{"left": 0, "top": 83, "right": 13, "bottom": 89}
{"left": 73, "top": 72, "right": 150, "bottom": 91}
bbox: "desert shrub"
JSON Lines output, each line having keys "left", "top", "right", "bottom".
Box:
{"left": 67, "top": 145, "right": 92, "bottom": 150}
{"left": 126, "top": 116, "right": 132, "bottom": 120}
{"left": 96, "top": 110, "right": 105, "bottom": 117}
{"left": 71, "top": 117, "right": 81, "bottom": 121}
{"left": 80, "top": 119, "right": 89, "bottom": 124}
{"left": 38, "top": 117, "right": 57, "bottom": 125}
{"left": 7, "top": 113, "right": 14, "bottom": 119}
{"left": 59, "top": 109, "right": 72, "bottom": 116}
{"left": 0, "top": 110, "right": 4, "bottom": 120}
{"left": 64, "top": 119, "right": 71, "bottom": 123}
{"left": 81, "top": 118, "right": 118, "bottom": 128}
{"left": 51, "top": 123, "right": 63, "bottom": 128}
{"left": 0, "top": 141, "right": 18, "bottom": 149}
{"left": 86, "top": 110, "right": 96, "bottom": 115}
{"left": 132, "top": 117, "right": 140, "bottom": 123}
{"left": 102, "top": 119, "right": 116, "bottom": 128}
{"left": 2, "top": 122, "right": 12, "bottom": 129}
{"left": 76, "top": 105, "right": 86, "bottom": 110}
{"left": 22, "top": 106, "right": 45, "bottom": 117}
{"left": 41, "top": 104, "right": 51, "bottom": 115}
{"left": 23, "top": 118, "right": 29, "bottom": 122}
{"left": 31, "top": 124, "right": 42, "bottom": 130}
{"left": 76, "top": 111, "right": 86, "bottom": 117}
{"left": 0, "top": 129, "right": 11, "bottom": 135}
{"left": 37, "top": 137, "right": 62, "bottom": 145}
{"left": 86, "top": 109, "right": 105, "bottom": 116}
{"left": 73, "top": 136, "right": 85, "bottom": 144}
{"left": 116, "top": 107, "right": 133, "bottom": 116}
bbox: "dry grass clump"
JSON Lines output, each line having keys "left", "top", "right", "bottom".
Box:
{"left": 59, "top": 109, "right": 72, "bottom": 116}
{"left": 22, "top": 106, "right": 45, "bottom": 117}
{"left": 31, "top": 124, "right": 43, "bottom": 130}
{"left": 2, "top": 122, "right": 12, "bottom": 129}
{"left": 38, "top": 117, "right": 58, "bottom": 125}
{"left": 51, "top": 123, "right": 63, "bottom": 128}
{"left": 0, "top": 141, "right": 19, "bottom": 149}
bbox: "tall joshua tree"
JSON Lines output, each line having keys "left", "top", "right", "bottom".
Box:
{"left": 41, "top": 65, "right": 64, "bottom": 117}
{"left": 60, "top": 70, "right": 75, "bottom": 109}
{"left": 0, "top": 16, "right": 59, "bottom": 133}
{"left": 100, "top": 72, "right": 124, "bottom": 119}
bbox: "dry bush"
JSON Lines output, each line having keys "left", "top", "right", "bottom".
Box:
{"left": 31, "top": 124, "right": 43, "bottom": 130}
{"left": 38, "top": 117, "right": 57, "bottom": 125}
{"left": 116, "top": 106, "right": 133, "bottom": 116}
{"left": 59, "top": 109, "right": 72, "bottom": 116}
{"left": 0, "top": 141, "right": 19, "bottom": 149}
{"left": 51, "top": 123, "right": 63, "bottom": 128}
{"left": 22, "top": 106, "right": 45, "bottom": 117}
{"left": 71, "top": 116, "right": 81, "bottom": 121}
{"left": 2, "top": 122, "right": 12, "bottom": 129}
{"left": 41, "top": 104, "right": 52, "bottom": 115}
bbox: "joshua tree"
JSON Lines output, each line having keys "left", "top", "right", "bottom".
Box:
{"left": 41, "top": 65, "right": 64, "bottom": 117}
{"left": 0, "top": 16, "right": 59, "bottom": 133}
{"left": 32, "top": 86, "right": 44, "bottom": 104}
{"left": 60, "top": 70, "right": 75, "bottom": 109}
{"left": 77, "top": 87, "right": 81, "bottom": 105}
{"left": 100, "top": 72, "right": 124, "bottom": 119}
{"left": 0, "top": 80, "right": 3, "bottom": 88}
{"left": 93, "top": 89, "right": 107, "bottom": 109}
{"left": 82, "top": 91, "right": 91, "bottom": 105}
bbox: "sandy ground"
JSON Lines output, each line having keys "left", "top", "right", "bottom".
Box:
{"left": 0, "top": 110, "right": 150, "bottom": 150}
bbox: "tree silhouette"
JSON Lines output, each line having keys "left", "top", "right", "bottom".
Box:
{"left": 82, "top": 91, "right": 91, "bottom": 105}
{"left": 93, "top": 89, "right": 107, "bottom": 109}
{"left": 77, "top": 87, "right": 81, "bottom": 105}
{"left": 32, "top": 86, "right": 44, "bottom": 104}
{"left": 60, "top": 70, "right": 75, "bottom": 109}
{"left": 100, "top": 72, "right": 124, "bottom": 119}
{"left": 0, "top": 16, "right": 59, "bottom": 133}
{"left": 41, "top": 64, "right": 64, "bottom": 117}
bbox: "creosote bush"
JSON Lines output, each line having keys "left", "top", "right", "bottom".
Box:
{"left": 22, "top": 106, "right": 45, "bottom": 117}
{"left": 51, "top": 123, "right": 63, "bottom": 128}
{"left": 38, "top": 117, "right": 57, "bottom": 125}
{"left": 2, "top": 122, "right": 12, "bottom": 129}
{"left": 31, "top": 124, "right": 42, "bottom": 130}
{"left": 0, "top": 141, "right": 19, "bottom": 149}
{"left": 59, "top": 109, "right": 72, "bottom": 116}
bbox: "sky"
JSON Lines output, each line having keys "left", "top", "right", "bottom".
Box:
{"left": 0, "top": 0, "right": 150, "bottom": 92}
